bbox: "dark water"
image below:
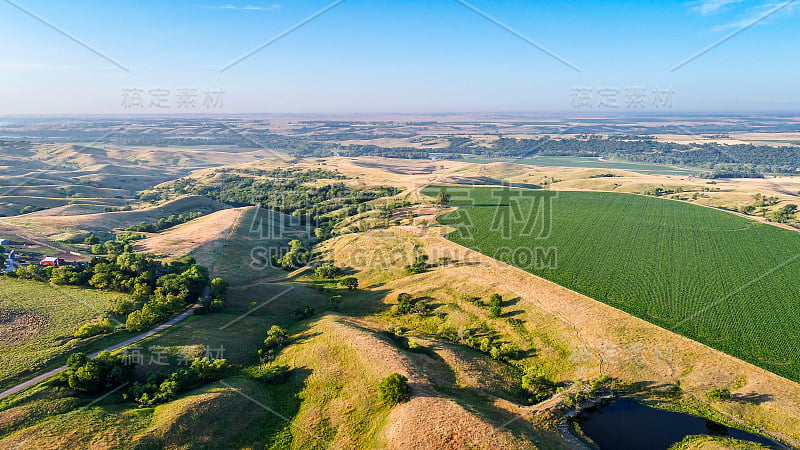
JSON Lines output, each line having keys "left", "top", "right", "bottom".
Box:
{"left": 576, "top": 399, "right": 784, "bottom": 449}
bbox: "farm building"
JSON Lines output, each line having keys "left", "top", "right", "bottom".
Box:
{"left": 40, "top": 257, "right": 65, "bottom": 266}
{"left": 3, "top": 259, "right": 17, "bottom": 272}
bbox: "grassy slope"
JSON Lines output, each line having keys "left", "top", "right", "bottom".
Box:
{"left": 0, "top": 279, "right": 133, "bottom": 388}
{"left": 426, "top": 186, "right": 800, "bottom": 382}
{"left": 6, "top": 157, "right": 800, "bottom": 447}
{"left": 6, "top": 195, "right": 229, "bottom": 241}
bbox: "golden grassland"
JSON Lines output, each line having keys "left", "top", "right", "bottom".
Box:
{"left": 3, "top": 156, "right": 800, "bottom": 447}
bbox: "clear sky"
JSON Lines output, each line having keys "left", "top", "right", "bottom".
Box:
{"left": 0, "top": 0, "right": 797, "bottom": 114}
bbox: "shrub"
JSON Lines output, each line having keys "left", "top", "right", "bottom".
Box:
{"left": 706, "top": 388, "right": 733, "bottom": 401}
{"left": 340, "top": 277, "right": 359, "bottom": 290}
{"left": 378, "top": 372, "right": 410, "bottom": 406}
{"left": 75, "top": 318, "right": 115, "bottom": 338}
{"left": 404, "top": 254, "right": 429, "bottom": 274}
{"left": 208, "top": 299, "right": 224, "bottom": 312}
{"left": 329, "top": 295, "right": 343, "bottom": 309}
{"left": 294, "top": 305, "right": 315, "bottom": 319}
{"left": 314, "top": 263, "right": 342, "bottom": 279}
{"left": 393, "top": 293, "right": 431, "bottom": 316}
{"left": 490, "top": 343, "right": 519, "bottom": 361}
{"left": 253, "top": 364, "right": 291, "bottom": 384}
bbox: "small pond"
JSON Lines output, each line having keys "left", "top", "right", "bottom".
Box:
{"left": 576, "top": 399, "right": 784, "bottom": 449}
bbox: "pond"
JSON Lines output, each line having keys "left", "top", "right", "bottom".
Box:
{"left": 576, "top": 399, "right": 784, "bottom": 449}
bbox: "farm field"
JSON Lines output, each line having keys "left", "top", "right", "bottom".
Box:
{"left": 0, "top": 279, "right": 132, "bottom": 388}
{"left": 455, "top": 156, "right": 697, "bottom": 175}
{"left": 426, "top": 186, "right": 800, "bottom": 381}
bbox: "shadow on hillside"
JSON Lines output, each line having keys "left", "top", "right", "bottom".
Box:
{"left": 734, "top": 392, "right": 773, "bottom": 405}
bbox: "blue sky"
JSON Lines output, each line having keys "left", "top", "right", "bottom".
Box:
{"left": 0, "top": 0, "right": 797, "bottom": 114}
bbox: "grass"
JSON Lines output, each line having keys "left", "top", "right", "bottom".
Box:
{"left": 426, "top": 186, "right": 800, "bottom": 382}
{"left": 455, "top": 156, "right": 697, "bottom": 175}
{"left": 0, "top": 278, "right": 133, "bottom": 389}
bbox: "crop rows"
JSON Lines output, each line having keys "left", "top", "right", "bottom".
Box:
{"left": 425, "top": 186, "right": 800, "bottom": 381}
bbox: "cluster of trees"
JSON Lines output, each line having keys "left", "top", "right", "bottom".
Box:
{"left": 126, "top": 211, "right": 204, "bottom": 233}
{"left": 127, "top": 358, "right": 233, "bottom": 406}
{"left": 445, "top": 321, "right": 520, "bottom": 362}
{"left": 733, "top": 194, "right": 800, "bottom": 222}
{"left": 770, "top": 204, "right": 797, "bottom": 223}
{"left": 215, "top": 167, "right": 346, "bottom": 181}
{"left": 441, "top": 135, "right": 800, "bottom": 176}
{"left": 138, "top": 171, "right": 401, "bottom": 249}
{"left": 58, "top": 352, "right": 132, "bottom": 393}
{"left": 124, "top": 260, "right": 209, "bottom": 331}
{"left": 464, "top": 293, "right": 505, "bottom": 318}
{"left": 313, "top": 262, "right": 343, "bottom": 279}
{"left": 699, "top": 164, "right": 765, "bottom": 179}
{"left": 393, "top": 292, "right": 431, "bottom": 316}
{"left": 85, "top": 233, "right": 145, "bottom": 256}
{"left": 273, "top": 240, "right": 310, "bottom": 270}
{"left": 7, "top": 252, "right": 211, "bottom": 333}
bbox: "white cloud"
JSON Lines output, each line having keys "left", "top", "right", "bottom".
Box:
{"left": 711, "top": 0, "right": 796, "bottom": 31}
{"left": 690, "top": 0, "right": 746, "bottom": 15}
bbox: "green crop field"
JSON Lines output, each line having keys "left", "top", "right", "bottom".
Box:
{"left": 425, "top": 186, "right": 800, "bottom": 381}
{"left": 454, "top": 156, "right": 697, "bottom": 175}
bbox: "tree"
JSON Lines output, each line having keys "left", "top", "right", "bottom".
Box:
{"left": 521, "top": 374, "right": 556, "bottom": 403}
{"left": 706, "top": 388, "right": 732, "bottom": 401}
{"left": 488, "top": 293, "right": 503, "bottom": 307}
{"left": 294, "top": 305, "right": 315, "bottom": 319}
{"left": 210, "top": 277, "right": 229, "bottom": 298}
{"left": 260, "top": 325, "right": 289, "bottom": 362}
{"left": 488, "top": 305, "right": 502, "bottom": 318}
{"left": 436, "top": 192, "right": 451, "bottom": 207}
{"left": 395, "top": 292, "right": 414, "bottom": 314}
{"left": 378, "top": 372, "right": 410, "bottom": 406}
{"left": 274, "top": 240, "right": 310, "bottom": 269}
{"left": 84, "top": 233, "right": 99, "bottom": 245}
{"left": 264, "top": 325, "right": 288, "bottom": 349}
{"left": 314, "top": 263, "right": 342, "bottom": 279}
{"left": 329, "top": 295, "right": 343, "bottom": 309}
{"left": 340, "top": 277, "right": 359, "bottom": 290}
{"left": 405, "top": 254, "right": 429, "bottom": 274}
